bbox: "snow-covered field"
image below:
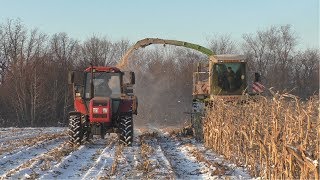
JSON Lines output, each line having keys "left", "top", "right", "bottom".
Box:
{"left": 0, "top": 127, "right": 252, "bottom": 179}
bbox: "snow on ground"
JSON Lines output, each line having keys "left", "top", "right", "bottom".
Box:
{"left": 0, "top": 127, "right": 253, "bottom": 179}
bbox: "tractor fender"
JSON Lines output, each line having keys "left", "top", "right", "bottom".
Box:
{"left": 118, "top": 99, "right": 133, "bottom": 114}
{"left": 118, "top": 96, "right": 138, "bottom": 115}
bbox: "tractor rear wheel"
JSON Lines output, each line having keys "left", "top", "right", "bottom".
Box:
{"left": 119, "top": 115, "right": 133, "bottom": 146}
{"left": 68, "top": 113, "right": 83, "bottom": 145}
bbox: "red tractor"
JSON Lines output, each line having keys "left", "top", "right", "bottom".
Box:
{"left": 68, "top": 65, "right": 137, "bottom": 146}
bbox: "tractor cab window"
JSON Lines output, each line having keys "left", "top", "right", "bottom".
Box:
{"left": 84, "top": 72, "right": 121, "bottom": 98}
{"left": 215, "top": 63, "right": 246, "bottom": 93}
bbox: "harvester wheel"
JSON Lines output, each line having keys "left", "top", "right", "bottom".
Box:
{"left": 119, "top": 115, "right": 133, "bottom": 146}
{"left": 68, "top": 113, "right": 83, "bottom": 145}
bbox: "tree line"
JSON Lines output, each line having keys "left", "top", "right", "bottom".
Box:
{"left": 0, "top": 19, "right": 318, "bottom": 127}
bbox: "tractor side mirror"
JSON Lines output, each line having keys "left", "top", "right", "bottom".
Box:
{"left": 254, "top": 72, "right": 261, "bottom": 82}
{"left": 129, "top": 72, "right": 135, "bottom": 85}
{"left": 123, "top": 84, "right": 134, "bottom": 94}
{"left": 74, "top": 85, "right": 84, "bottom": 96}
{"left": 125, "top": 88, "right": 133, "bottom": 94}
{"left": 68, "top": 71, "right": 74, "bottom": 84}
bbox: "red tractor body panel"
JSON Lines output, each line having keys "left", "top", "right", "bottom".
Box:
{"left": 89, "top": 97, "right": 111, "bottom": 123}
{"left": 74, "top": 98, "right": 87, "bottom": 115}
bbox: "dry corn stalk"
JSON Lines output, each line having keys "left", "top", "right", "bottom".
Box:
{"left": 203, "top": 94, "right": 319, "bottom": 179}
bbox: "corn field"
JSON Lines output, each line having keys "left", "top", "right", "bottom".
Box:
{"left": 203, "top": 94, "right": 319, "bottom": 179}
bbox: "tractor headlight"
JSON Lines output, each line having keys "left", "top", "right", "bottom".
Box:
{"left": 102, "top": 108, "right": 108, "bottom": 114}
{"left": 93, "top": 107, "right": 99, "bottom": 114}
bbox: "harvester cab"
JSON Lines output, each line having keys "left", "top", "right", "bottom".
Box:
{"left": 68, "top": 66, "right": 137, "bottom": 146}
{"left": 193, "top": 55, "right": 249, "bottom": 101}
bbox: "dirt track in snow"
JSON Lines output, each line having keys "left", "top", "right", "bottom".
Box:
{"left": 0, "top": 127, "right": 251, "bottom": 179}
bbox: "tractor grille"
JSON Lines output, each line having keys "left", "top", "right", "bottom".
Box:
{"left": 93, "top": 114, "right": 108, "bottom": 118}
{"left": 93, "top": 102, "right": 108, "bottom": 106}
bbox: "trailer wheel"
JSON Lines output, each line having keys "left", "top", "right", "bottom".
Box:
{"left": 119, "top": 115, "right": 133, "bottom": 146}
{"left": 68, "top": 113, "right": 83, "bottom": 145}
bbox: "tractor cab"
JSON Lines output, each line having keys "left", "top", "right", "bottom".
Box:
{"left": 83, "top": 67, "right": 123, "bottom": 100}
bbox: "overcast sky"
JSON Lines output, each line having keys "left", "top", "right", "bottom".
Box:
{"left": 0, "top": 0, "right": 319, "bottom": 49}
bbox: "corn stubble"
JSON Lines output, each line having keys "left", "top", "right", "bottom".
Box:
{"left": 110, "top": 144, "right": 124, "bottom": 176}
{"left": 203, "top": 94, "right": 319, "bottom": 179}
{"left": 136, "top": 132, "right": 157, "bottom": 175}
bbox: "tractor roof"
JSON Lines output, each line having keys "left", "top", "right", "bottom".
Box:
{"left": 84, "top": 66, "right": 121, "bottom": 73}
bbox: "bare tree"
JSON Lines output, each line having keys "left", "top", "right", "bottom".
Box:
{"left": 0, "top": 19, "right": 49, "bottom": 126}
{"left": 0, "top": 27, "right": 7, "bottom": 84}
{"left": 207, "top": 34, "right": 238, "bottom": 54}
{"left": 49, "top": 33, "right": 80, "bottom": 125}
{"left": 50, "top": 32, "right": 79, "bottom": 64}
{"left": 27, "top": 30, "right": 47, "bottom": 126}
{"left": 242, "top": 30, "right": 269, "bottom": 76}
{"left": 242, "top": 25, "right": 297, "bottom": 90}
{"left": 293, "top": 49, "right": 319, "bottom": 98}
{"left": 110, "top": 39, "right": 130, "bottom": 64}
{"left": 80, "top": 35, "right": 112, "bottom": 67}
{"left": 0, "top": 19, "right": 28, "bottom": 125}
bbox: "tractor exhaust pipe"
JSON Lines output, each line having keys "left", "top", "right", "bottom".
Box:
{"left": 90, "top": 63, "right": 94, "bottom": 99}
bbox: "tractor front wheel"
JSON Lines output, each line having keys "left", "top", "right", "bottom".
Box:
{"left": 119, "top": 115, "right": 133, "bottom": 146}
{"left": 68, "top": 113, "right": 83, "bottom": 145}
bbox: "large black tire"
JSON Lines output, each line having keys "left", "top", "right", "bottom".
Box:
{"left": 68, "top": 113, "right": 83, "bottom": 145}
{"left": 119, "top": 115, "right": 133, "bottom": 146}
{"left": 82, "top": 115, "right": 90, "bottom": 143}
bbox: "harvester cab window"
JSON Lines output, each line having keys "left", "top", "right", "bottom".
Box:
{"left": 84, "top": 72, "right": 121, "bottom": 98}
{"left": 216, "top": 63, "right": 245, "bottom": 92}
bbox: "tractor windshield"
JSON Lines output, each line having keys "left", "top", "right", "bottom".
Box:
{"left": 211, "top": 62, "right": 247, "bottom": 95}
{"left": 84, "top": 72, "right": 121, "bottom": 98}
